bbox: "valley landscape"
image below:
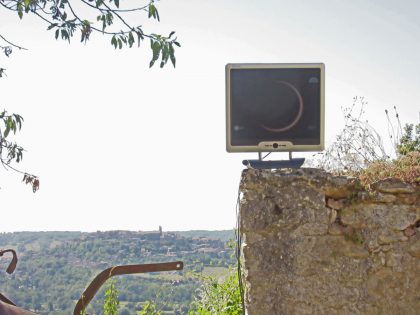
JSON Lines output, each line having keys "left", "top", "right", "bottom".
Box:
{"left": 0, "top": 229, "right": 236, "bottom": 314}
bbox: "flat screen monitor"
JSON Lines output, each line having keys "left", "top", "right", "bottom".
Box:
{"left": 226, "top": 63, "right": 325, "bottom": 152}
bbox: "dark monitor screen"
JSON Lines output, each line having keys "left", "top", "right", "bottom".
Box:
{"left": 226, "top": 64, "right": 324, "bottom": 152}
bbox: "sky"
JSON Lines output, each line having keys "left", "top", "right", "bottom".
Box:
{"left": 0, "top": 0, "right": 419, "bottom": 232}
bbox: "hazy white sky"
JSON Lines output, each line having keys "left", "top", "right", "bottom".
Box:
{"left": 0, "top": 0, "right": 419, "bottom": 232}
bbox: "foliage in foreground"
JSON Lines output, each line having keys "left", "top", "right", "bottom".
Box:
{"left": 188, "top": 269, "right": 242, "bottom": 315}
{"left": 103, "top": 280, "right": 119, "bottom": 315}
{"left": 94, "top": 269, "right": 243, "bottom": 315}
{"left": 138, "top": 300, "right": 161, "bottom": 315}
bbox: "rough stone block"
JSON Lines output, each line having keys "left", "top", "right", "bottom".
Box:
{"left": 240, "top": 169, "right": 420, "bottom": 315}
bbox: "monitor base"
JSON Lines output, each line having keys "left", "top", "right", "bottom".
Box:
{"left": 242, "top": 152, "right": 305, "bottom": 169}
{"left": 242, "top": 158, "right": 305, "bottom": 169}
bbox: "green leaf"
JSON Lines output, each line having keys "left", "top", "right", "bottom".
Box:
{"left": 16, "top": 150, "right": 22, "bottom": 163}
{"left": 169, "top": 44, "right": 176, "bottom": 68}
{"left": 4, "top": 126, "right": 10, "bottom": 138}
{"left": 17, "top": 2, "right": 23, "bottom": 19}
{"left": 136, "top": 31, "right": 143, "bottom": 47}
{"left": 111, "top": 35, "right": 117, "bottom": 48}
{"left": 148, "top": 4, "right": 155, "bottom": 19}
{"left": 119, "top": 35, "right": 127, "bottom": 44}
{"left": 162, "top": 44, "right": 169, "bottom": 64}
{"left": 149, "top": 41, "right": 162, "bottom": 68}
{"left": 169, "top": 31, "right": 175, "bottom": 38}
{"left": 174, "top": 41, "right": 181, "bottom": 47}
{"left": 152, "top": 41, "right": 162, "bottom": 61}
{"left": 155, "top": 8, "right": 160, "bottom": 22}
{"left": 128, "top": 32, "right": 134, "bottom": 48}
{"left": 114, "top": 0, "right": 119, "bottom": 8}
{"left": 102, "top": 16, "right": 106, "bottom": 31}
{"left": 152, "top": 41, "right": 161, "bottom": 51}
{"left": 106, "top": 12, "right": 113, "bottom": 26}
{"left": 23, "top": 0, "right": 30, "bottom": 9}
{"left": 55, "top": 29, "right": 59, "bottom": 39}
{"left": 13, "top": 114, "right": 23, "bottom": 130}
{"left": 7, "top": 117, "right": 14, "bottom": 129}
{"left": 61, "top": 29, "right": 71, "bottom": 42}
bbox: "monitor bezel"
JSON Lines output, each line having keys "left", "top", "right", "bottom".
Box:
{"left": 226, "top": 63, "right": 325, "bottom": 152}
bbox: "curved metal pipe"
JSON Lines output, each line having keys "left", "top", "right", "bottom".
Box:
{"left": 0, "top": 249, "right": 18, "bottom": 306}
{"left": 73, "top": 261, "right": 183, "bottom": 315}
{"left": 0, "top": 249, "right": 18, "bottom": 274}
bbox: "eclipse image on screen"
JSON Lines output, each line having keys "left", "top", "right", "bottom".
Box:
{"left": 226, "top": 64, "right": 324, "bottom": 152}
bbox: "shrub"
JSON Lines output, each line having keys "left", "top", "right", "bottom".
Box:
{"left": 188, "top": 269, "right": 242, "bottom": 315}
{"left": 315, "top": 96, "right": 388, "bottom": 173}
{"left": 313, "top": 97, "right": 419, "bottom": 186}
{"left": 138, "top": 301, "right": 161, "bottom": 315}
{"left": 357, "top": 151, "right": 420, "bottom": 187}
{"left": 103, "top": 280, "right": 119, "bottom": 315}
{"left": 397, "top": 123, "right": 420, "bottom": 156}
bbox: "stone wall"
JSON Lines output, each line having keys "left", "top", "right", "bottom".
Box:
{"left": 239, "top": 168, "right": 420, "bottom": 315}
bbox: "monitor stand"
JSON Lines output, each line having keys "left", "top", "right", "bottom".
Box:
{"left": 242, "top": 152, "right": 305, "bottom": 169}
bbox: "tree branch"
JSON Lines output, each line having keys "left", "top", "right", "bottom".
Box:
{"left": 80, "top": 0, "right": 151, "bottom": 13}
{"left": 0, "top": 34, "right": 28, "bottom": 50}
{"left": 100, "top": 1, "right": 133, "bottom": 31}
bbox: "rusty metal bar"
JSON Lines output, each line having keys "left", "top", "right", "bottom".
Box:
{"left": 0, "top": 249, "right": 18, "bottom": 306}
{"left": 0, "top": 301, "right": 38, "bottom": 315}
{"left": 0, "top": 249, "right": 18, "bottom": 275}
{"left": 0, "top": 293, "right": 16, "bottom": 307}
{"left": 73, "top": 261, "right": 183, "bottom": 315}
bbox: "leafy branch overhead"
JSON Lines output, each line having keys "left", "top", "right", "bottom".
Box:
{"left": 0, "top": 34, "right": 28, "bottom": 73}
{"left": 0, "top": 110, "right": 39, "bottom": 192}
{"left": 0, "top": 0, "right": 181, "bottom": 68}
{"left": 0, "top": 0, "right": 179, "bottom": 191}
{"left": 0, "top": 37, "right": 38, "bottom": 191}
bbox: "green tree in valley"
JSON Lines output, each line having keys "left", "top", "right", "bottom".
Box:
{"left": 138, "top": 301, "right": 161, "bottom": 315}
{"left": 103, "top": 280, "right": 119, "bottom": 315}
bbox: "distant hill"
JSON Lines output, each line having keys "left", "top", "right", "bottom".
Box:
{"left": 173, "top": 230, "right": 235, "bottom": 243}
{"left": 0, "top": 230, "right": 236, "bottom": 314}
